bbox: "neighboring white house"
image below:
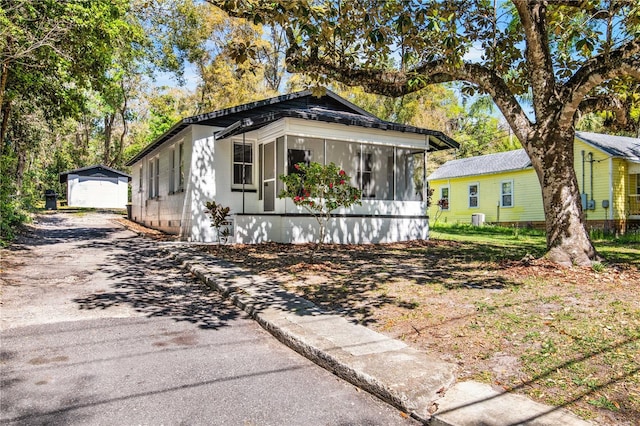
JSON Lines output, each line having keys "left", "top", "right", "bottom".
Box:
{"left": 125, "top": 89, "right": 459, "bottom": 244}
{"left": 59, "top": 165, "right": 131, "bottom": 209}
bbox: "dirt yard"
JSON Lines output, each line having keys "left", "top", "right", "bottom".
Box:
{"left": 205, "top": 241, "right": 639, "bottom": 425}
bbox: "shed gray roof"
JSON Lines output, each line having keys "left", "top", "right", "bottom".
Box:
{"left": 428, "top": 149, "right": 531, "bottom": 180}
{"left": 576, "top": 131, "right": 640, "bottom": 162}
{"left": 126, "top": 89, "right": 460, "bottom": 166}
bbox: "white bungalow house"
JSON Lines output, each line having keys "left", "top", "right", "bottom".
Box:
{"left": 59, "top": 164, "right": 131, "bottom": 209}
{"left": 125, "top": 90, "right": 459, "bottom": 243}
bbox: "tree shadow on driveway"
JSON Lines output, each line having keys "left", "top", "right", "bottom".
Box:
{"left": 72, "top": 237, "right": 242, "bottom": 330}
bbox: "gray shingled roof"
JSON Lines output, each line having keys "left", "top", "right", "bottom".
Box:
{"left": 428, "top": 132, "right": 640, "bottom": 181}
{"left": 427, "top": 149, "right": 531, "bottom": 180}
{"left": 576, "top": 131, "right": 640, "bottom": 162}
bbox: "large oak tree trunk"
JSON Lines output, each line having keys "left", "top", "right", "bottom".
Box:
{"left": 527, "top": 129, "right": 598, "bottom": 266}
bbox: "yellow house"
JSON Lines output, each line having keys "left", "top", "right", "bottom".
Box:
{"left": 427, "top": 131, "right": 640, "bottom": 233}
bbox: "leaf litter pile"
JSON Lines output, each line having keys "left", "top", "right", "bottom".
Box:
{"left": 204, "top": 240, "right": 640, "bottom": 425}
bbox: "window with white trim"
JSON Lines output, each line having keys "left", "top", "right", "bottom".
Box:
{"left": 139, "top": 165, "right": 143, "bottom": 193}
{"left": 501, "top": 180, "right": 513, "bottom": 207}
{"left": 232, "top": 141, "right": 254, "bottom": 187}
{"left": 154, "top": 157, "right": 160, "bottom": 197}
{"left": 440, "top": 186, "right": 450, "bottom": 210}
{"left": 469, "top": 183, "right": 479, "bottom": 208}
{"left": 169, "top": 147, "right": 176, "bottom": 193}
{"left": 147, "top": 159, "right": 154, "bottom": 199}
{"left": 178, "top": 142, "right": 184, "bottom": 191}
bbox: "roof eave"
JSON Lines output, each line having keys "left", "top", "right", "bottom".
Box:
{"left": 125, "top": 120, "right": 189, "bottom": 166}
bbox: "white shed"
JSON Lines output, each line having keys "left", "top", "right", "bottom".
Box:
{"left": 59, "top": 165, "right": 131, "bottom": 209}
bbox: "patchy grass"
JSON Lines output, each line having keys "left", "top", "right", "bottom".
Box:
{"left": 204, "top": 230, "right": 640, "bottom": 425}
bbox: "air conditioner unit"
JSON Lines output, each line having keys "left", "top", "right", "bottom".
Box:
{"left": 471, "top": 213, "right": 485, "bottom": 226}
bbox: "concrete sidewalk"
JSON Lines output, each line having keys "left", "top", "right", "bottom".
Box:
{"left": 168, "top": 246, "right": 591, "bottom": 425}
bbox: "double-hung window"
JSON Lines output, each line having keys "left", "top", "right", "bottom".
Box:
{"left": 440, "top": 187, "right": 450, "bottom": 210}
{"left": 233, "top": 141, "right": 254, "bottom": 188}
{"left": 468, "top": 184, "right": 479, "bottom": 208}
{"left": 501, "top": 180, "right": 514, "bottom": 208}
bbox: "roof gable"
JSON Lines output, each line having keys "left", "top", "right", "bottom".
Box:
{"left": 428, "top": 149, "right": 532, "bottom": 181}
{"left": 576, "top": 131, "right": 640, "bottom": 162}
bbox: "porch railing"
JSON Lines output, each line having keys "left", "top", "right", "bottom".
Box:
{"left": 629, "top": 195, "right": 640, "bottom": 216}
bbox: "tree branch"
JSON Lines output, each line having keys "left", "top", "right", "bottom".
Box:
{"left": 560, "top": 38, "right": 640, "bottom": 125}
{"left": 578, "top": 95, "right": 627, "bottom": 126}
{"left": 513, "top": 0, "right": 556, "bottom": 118}
{"left": 287, "top": 55, "right": 533, "bottom": 142}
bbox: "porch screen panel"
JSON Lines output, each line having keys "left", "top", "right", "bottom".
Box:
{"left": 263, "top": 142, "right": 275, "bottom": 212}
{"left": 361, "top": 145, "right": 394, "bottom": 200}
{"left": 276, "top": 137, "right": 285, "bottom": 194}
{"left": 264, "top": 181, "right": 275, "bottom": 212}
{"left": 326, "top": 140, "right": 359, "bottom": 186}
{"left": 258, "top": 144, "right": 263, "bottom": 200}
{"left": 396, "top": 148, "right": 425, "bottom": 201}
{"left": 288, "top": 137, "right": 325, "bottom": 172}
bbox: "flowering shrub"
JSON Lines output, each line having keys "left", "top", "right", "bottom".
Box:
{"left": 279, "top": 162, "right": 361, "bottom": 245}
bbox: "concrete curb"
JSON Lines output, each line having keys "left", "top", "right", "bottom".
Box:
{"left": 167, "top": 247, "right": 592, "bottom": 426}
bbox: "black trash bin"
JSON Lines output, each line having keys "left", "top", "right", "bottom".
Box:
{"left": 45, "top": 189, "right": 58, "bottom": 210}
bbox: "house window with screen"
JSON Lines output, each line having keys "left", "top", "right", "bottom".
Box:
{"left": 440, "top": 187, "right": 450, "bottom": 210}
{"left": 287, "top": 149, "right": 312, "bottom": 174}
{"left": 501, "top": 180, "right": 513, "bottom": 207}
{"left": 469, "top": 184, "right": 479, "bottom": 208}
{"left": 356, "top": 152, "right": 374, "bottom": 197}
{"left": 233, "top": 141, "right": 254, "bottom": 187}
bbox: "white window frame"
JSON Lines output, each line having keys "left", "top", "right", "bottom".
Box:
{"left": 468, "top": 183, "right": 479, "bottom": 208}
{"left": 139, "top": 165, "right": 143, "bottom": 193}
{"left": 147, "top": 159, "right": 154, "bottom": 199}
{"left": 500, "top": 180, "right": 514, "bottom": 208}
{"left": 154, "top": 157, "right": 160, "bottom": 198}
{"left": 440, "top": 186, "right": 450, "bottom": 210}
{"left": 169, "top": 147, "right": 176, "bottom": 194}
{"left": 232, "top": 140, "right": 256, "bottom": 189}
{"left": 178, "top": 142, "right": 185, "bottom": 192}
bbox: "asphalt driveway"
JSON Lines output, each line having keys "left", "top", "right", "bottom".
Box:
{"left": 0, "top": 211, "right": 416, "bottom": 425}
